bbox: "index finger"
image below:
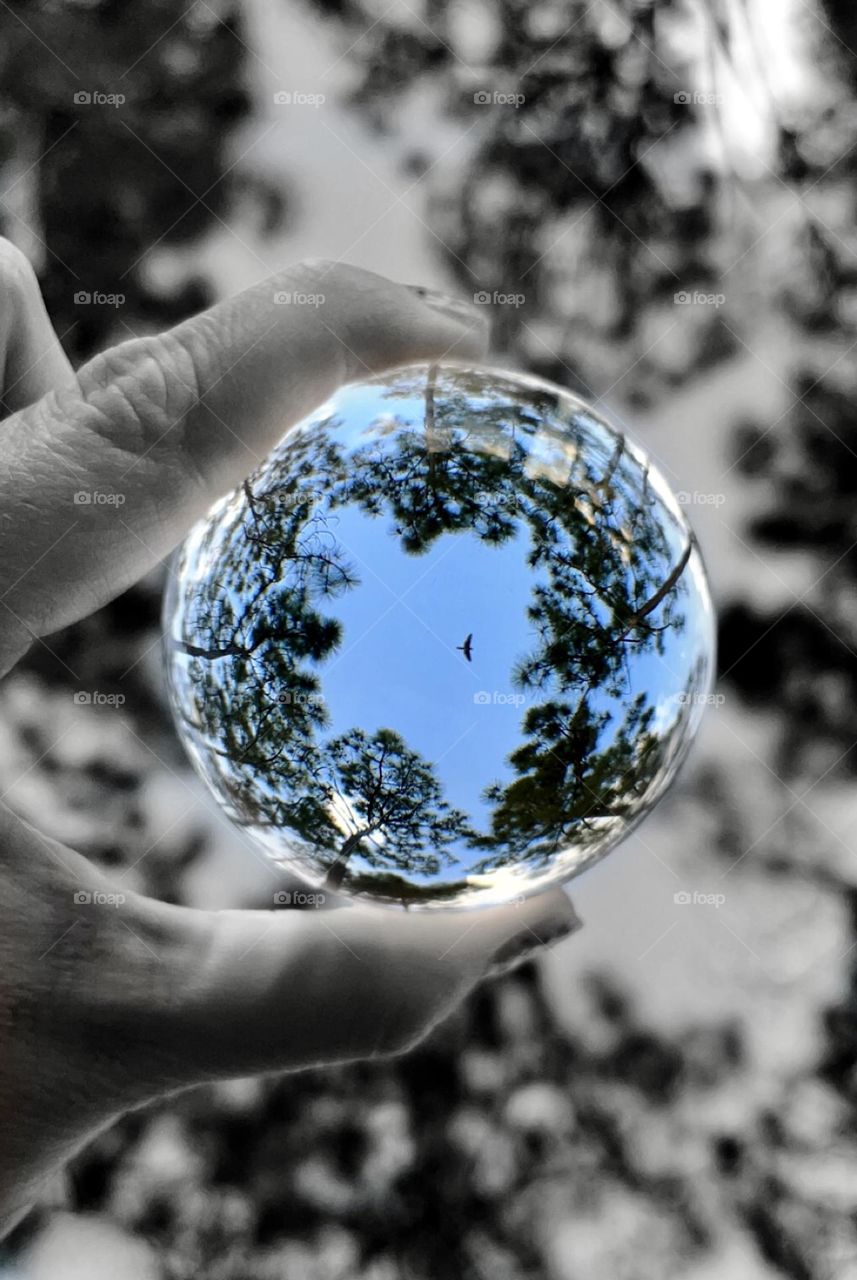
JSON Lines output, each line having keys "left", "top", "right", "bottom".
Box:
{"left": 0, "top": 262, "right": 488, "bottom": 676}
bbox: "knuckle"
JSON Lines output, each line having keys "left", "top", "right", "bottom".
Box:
{"left": 68, "top": 333, "right": 202, "bottom": 473}
{"left": 296, "top": 256, "right": 337, "bottom": 278}
{"left": 294, "top": 257, "right": 355, "bottom": 286}
{"left": 0, "top": 237, "right": 36, "bottom": 282}
{"left": 0, "top": 238, "right": 41, "bottom": 305}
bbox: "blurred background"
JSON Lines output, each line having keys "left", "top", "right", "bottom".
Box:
{"left": 1, "top": 0, "right": 856, "bottom": 1276}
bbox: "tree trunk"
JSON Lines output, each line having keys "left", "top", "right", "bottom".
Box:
{"left": 323, "top": 830, "right": 366, "bottom": 889}
{"left": 628, "top": 539, "right": 693, "bottom": 625}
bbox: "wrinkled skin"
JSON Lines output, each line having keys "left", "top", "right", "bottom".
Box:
{"left": 0, "top": 244, "right": 578, "bottom": 1235}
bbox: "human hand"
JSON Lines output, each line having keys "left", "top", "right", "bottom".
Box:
{"left": 0, "top": 243, "right": 579, "bottom": 1235}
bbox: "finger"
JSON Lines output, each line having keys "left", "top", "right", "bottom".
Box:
{"left": 0, "top": 794, "right": 578, "bottom": 1219}
{"left": 0, "top": 801, "right": 575, "bottom": 1083}
{"left": 0, "top": 239, "right": 74, "bottom": 413}
{"left": 159, "top": 888, "right": 580, "bottom": 1082}
{"left": 0, "top": 264, "right": 488, "bottom": 675}
{"left": 67, "top": 887, "right": 578, "bottom": 1098}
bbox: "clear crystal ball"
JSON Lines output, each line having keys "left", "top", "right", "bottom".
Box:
{"left": 163, "top": 363, "right": 715, "bottom": 909}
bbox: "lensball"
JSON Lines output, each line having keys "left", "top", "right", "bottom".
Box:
{"left": 163, "top": 363, "right": 715, "bottom": 909}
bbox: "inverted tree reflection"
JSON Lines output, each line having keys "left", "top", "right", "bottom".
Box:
{"left": 168, "top": 366, "right": 695, "bottom": 899}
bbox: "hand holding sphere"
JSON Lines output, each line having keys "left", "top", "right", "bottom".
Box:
{"left": 0, "top": 253, "right": 579, "bottom": 1234}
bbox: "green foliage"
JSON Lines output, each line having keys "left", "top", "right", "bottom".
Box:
{"left": 171, "top": 368, "right": 691, "bottom": 891}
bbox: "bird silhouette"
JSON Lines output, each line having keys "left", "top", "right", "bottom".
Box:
{"left": 457, "top": 633, "right": 473, "bottom": 662}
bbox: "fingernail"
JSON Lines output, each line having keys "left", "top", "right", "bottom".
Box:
{"left": 486, "top": 908, "right": 581, "bottom": 980}
{"left": 405, "top": 283, "right": 487, "bottom": 332}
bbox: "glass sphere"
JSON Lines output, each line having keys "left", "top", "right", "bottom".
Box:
{"left": 163, "top": 363, "right": 715, "bottom": 909}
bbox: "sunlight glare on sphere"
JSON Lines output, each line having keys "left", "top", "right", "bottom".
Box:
{"left": 163, "top": 363, "right": 715, "bottom": 909}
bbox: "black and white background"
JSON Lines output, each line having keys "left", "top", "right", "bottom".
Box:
{"left": 1, "top": 1, "right": 857, "bottom": 1276}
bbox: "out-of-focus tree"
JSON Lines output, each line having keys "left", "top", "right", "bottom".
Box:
{"left": 0, "top": 0, "right": 280, "bottom": 368}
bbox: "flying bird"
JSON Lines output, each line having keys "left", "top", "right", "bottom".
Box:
{"left": 457, "top": 633, "right": 473, "bottom": 662}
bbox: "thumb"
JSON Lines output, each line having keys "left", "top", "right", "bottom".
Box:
{"left": 146, "top": 888, "right": 580, "bottom": 1084}
{"left": 0, "top": 799, "right": 578, "bottom": 1227}
{"left": 36, "top": 881, "right": 578, "bottom": 1099}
